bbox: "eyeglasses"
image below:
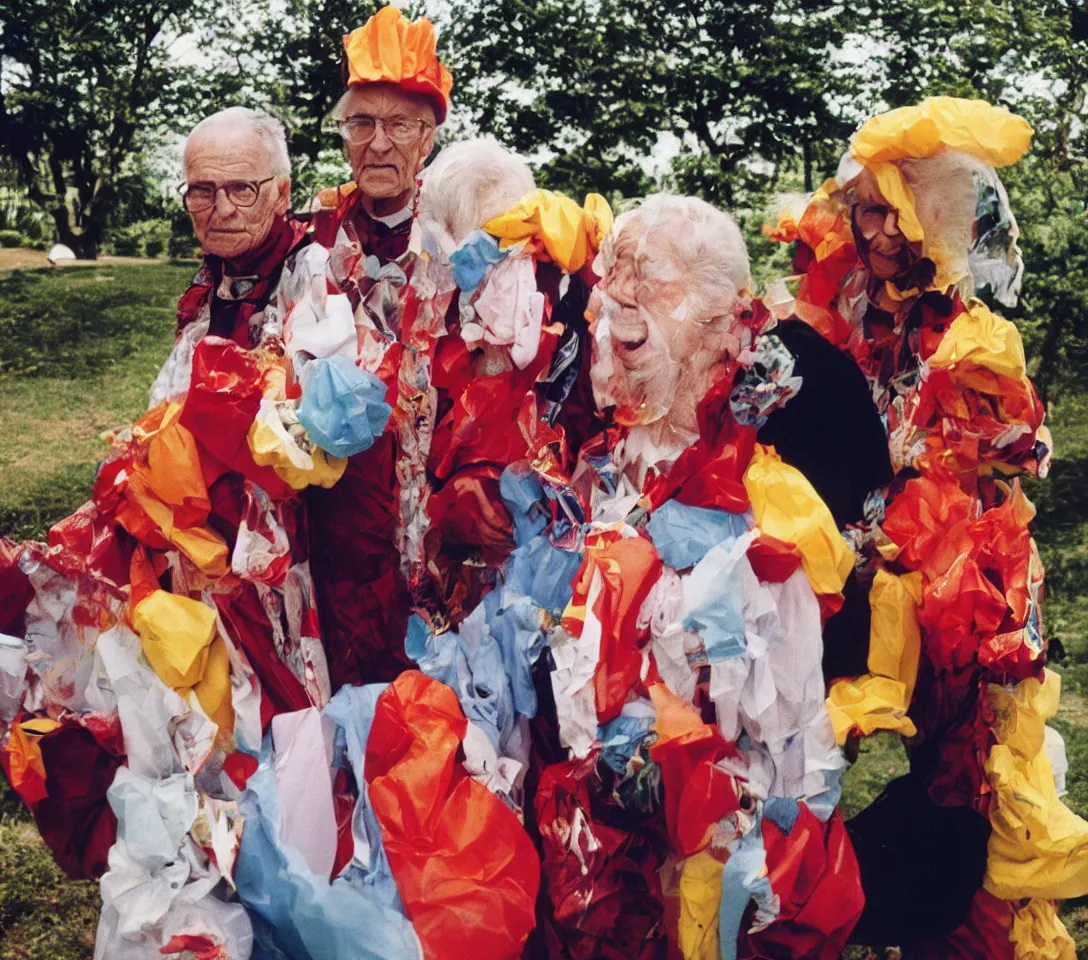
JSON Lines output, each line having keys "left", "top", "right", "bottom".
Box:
{"left": 179, "top": 177, "right": 276, "bottom": 212}
{"left": 854, "top": 203, "right": 900, "bottom": 240}
{"left": 337, "top": 115, "right": 431, "bottom": 147}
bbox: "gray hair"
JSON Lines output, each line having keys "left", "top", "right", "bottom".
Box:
{"left": 183, "top": 107, "right": 291, "bottom": 178}
{"left": 418, "top": 137, "right": 536, "bottom": 248}
{"left": 620, "top": 193, "right": 751, "bottom": 320}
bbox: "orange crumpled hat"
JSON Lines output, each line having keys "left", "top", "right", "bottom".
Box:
{"left": 342, "top": 6, "right": 453, "bottom": 124}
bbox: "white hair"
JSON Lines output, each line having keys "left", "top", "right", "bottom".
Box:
{"left": 620, "top": 193, "right": 751, "bottom": 320}
{"left": 184, "top": 107, "right": 291, "bottom": 178}
{"left": 899, "top": 150, "right": 993, "bottom": 294}
{"left": 418, "top": 138, "right": 536, "bottom": 249}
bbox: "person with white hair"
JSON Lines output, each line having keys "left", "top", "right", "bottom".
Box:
{"left": 150, "top": 106, "right": 308, "bottom": 407}
{"left": 402, "top": 192, "right": 866, "bottom": 957}
{"left": 417, "top": 136, "right": 537, "bottom": 256}
{"left": 765, "top": 99, "right": 1076, "bottom": 958}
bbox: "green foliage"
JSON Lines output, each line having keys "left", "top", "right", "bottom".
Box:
{"left": 444, "top": 0, "right": 856, "bottom": 205}
{"left": 0, "top": 265, "right": 184, "bottom": 378}
{"left": 0, "top": 230, "right": 23, "bottom": 248}
{"left": 0, "top": 0, "right": 220, "bottom": 258}
{"left": 105, "top": 218, "right": 172, "bottom": 258}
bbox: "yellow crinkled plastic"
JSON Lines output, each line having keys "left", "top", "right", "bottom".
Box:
{"left": 133, "top": 589, "right": 217, "bottom": 688}
{"left": 678, "top": 851, "right": 724, "bottom": 960}
{"left": 850, "top": 96, "right": 1034, "bottom": 168}
{"left": 826, "top": 569, "right": 925, "bottom": 743}
{"left": 248, "top": 417, "right": 347, "bottom": 490}
{"left": 1009, "top": 899, "right": 1076, "bottom": 960}
{"left": 483, "top": 189, "right": 614, "bottom": 273}
{"left": 744, "top": 444, "right": 855, "bottom": 596}
{"left": 928, "top": 300, "right": 1028, "bottom": 383}
{"left": 868, "top": 570, "right": 924, "bottom": 699}
{"left": 133, "top": 590, "right": 234, "bottom": 737}
{"left": 984, "top": 670, "right": 1088, "bottom": 899}
{"left": 826, "top": 675, "right": 917, "bottom": 745}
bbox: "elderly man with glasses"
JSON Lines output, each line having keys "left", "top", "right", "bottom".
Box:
{"left": 273, "top": 6, "right": 454, "bottom": 692}
{"left": 171, "top": 108, "right": 308, "bottom": 351}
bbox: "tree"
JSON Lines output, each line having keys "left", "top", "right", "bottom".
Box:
{"left": 0, "top": 0, "right": 215, "bottom": 258}
{"left": 443, "top": 0, "right": 860, "bottom": 205}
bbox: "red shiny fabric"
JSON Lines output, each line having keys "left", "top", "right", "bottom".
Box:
{"left": 644, "top": 370, "right": 756, "bottom": 513}
{"left": 533, "top": 755, "right": 668, "bottom": 960}
{"left": 213, "top": 585, "right": 309, "bottom": 724}
{"left": 366, "top": 671, "right": 540, "bottom": 960}
{"left": 0, "top": 538, "right": 33, "bottom": 636}
{"left": 745, "top": 534, "right": 803, "bottom": 584}
{"left": 2, "top": 716, "right": 124, "bottom": 879}
{"left": 739, "top": 808, "right": 863, "bottom": 959}
{"left": 305, "top": 434, "right": 413, "bottom": 689}
{"left": 562, "top": 531, "right": 662, "bottom": 725}
{"left": 649, "top": 683, "right": 741, "bottom": 857}
{"left": 179, "top": 338, "right": 294, "bottom": 500}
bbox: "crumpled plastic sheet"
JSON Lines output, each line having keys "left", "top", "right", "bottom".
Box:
{"left": 467, "top": 253, "right": 545, "bottom": 370}
{"left": 645, "top": 500, "right": 751, "bottom": 571}
{"left": 297, "top": 356, "right": 392, "bottom": 459}
{"left": 984, "top": 670, "right": 1088, "bottom": 900}
{"left": 738, "top": 801, "right": 862, "bottom": 960}
{"left": 364, "top": 671, "right": 540, "bottom": 960}
{"left": 743, "top": 444, "right": 854, "bottom": 596}
{"left": 450, "top": 229, "right": 508, "bottom": 293}
{"left": 234, "top": 687, "right": 421, "bottom": 960}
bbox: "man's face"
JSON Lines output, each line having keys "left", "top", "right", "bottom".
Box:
{"left": 588, "top": 216, "right": 740, "bottom": 429}
{"left": 851, "top": 167, "right": 920, "bottom": 281}
{"left": 338, "top": 83, "right": 436, "bottom": 206}
{"left": 183, "top": 127, "right": 290, "bottom": 264}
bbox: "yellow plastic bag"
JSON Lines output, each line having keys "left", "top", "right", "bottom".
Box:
{"left": 984, "top": 670, "right": 1088, "bottom": 899}
{"left": 928, "top": 300, "right": 1028, "bottom": 384}
{"left": 484, "top": 189, "right": 614, "bottom": 273}
{"left": 678, "top": 851, "right": 724, "bottom": 960}
{"left": 1009, "top": 898, "right": 1076, "bottom": 960}
{"left": 826, "top": 675, "right": 916, "bottom": 744}
{"left": 132, "top": 590, "right": 217, "bottom": 689}
{"left": 867, "top": 570, "right": 924, "bottom": 701}
{"left": 850, "top": 96, "right": 1033, "bottom": 169}
{"left": 826, "top": 569, "right": 923, "bottom": 743}
{"left": 248, "top": 416, "right": 347, "bottom": 490}
{"left": 743, "top": 445, "right": 855, "bottom": 596}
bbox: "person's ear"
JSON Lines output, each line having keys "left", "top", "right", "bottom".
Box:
{"left": 274, "top": 177, "right": 292, "bottom": 216}
{"left": 418, "top": 127, "right": 436, "bottom": 173}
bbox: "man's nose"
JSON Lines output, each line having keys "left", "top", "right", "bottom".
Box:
{"left": 883, "top": 208, "right": 899, "bottom": 236}
{"left": 368, "top": 122, "right": 394, "bottom": 153}
{"left": 213, "top": 187, "right": 237, "bottom": 217}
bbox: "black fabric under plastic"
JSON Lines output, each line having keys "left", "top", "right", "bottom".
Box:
{"left": 845, "top": 773, "right": 991, "bottom": 946}
{"left": 758, "top": 319, "right": 893, "bottom": 529}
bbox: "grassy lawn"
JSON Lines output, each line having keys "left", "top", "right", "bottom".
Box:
{"left": 0, "top": 262, "right": 1085, "bottom": 957}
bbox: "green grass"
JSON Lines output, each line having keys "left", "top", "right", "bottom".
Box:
{"left": 0, "top": 263, "right": 193, "bottom": 541}
{"left": 0, "top": 261, "right": 1085, "bottom": 957}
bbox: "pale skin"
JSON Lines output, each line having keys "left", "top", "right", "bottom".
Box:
{"left": 589, "top": 212, "right": 739, "bottom": 448}
{"left": 183, "top": 126, "right": 291, "bottom": 268}
{"left": 336, "top": 82, "right": 436, "bottom": 218}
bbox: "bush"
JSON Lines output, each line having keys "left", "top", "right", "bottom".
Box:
{"left": 105, "top": 218, "right": 171, "bottom": 258}
{"left": 0, "top": 229, "right": 24, "bottom": 248}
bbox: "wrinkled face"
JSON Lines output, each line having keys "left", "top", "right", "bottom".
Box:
{"left": 588, "top": 215, "right": 742, "bottom": 429}
{"left": 339, "top": 83, "right": 436, "bottom": 207}
{"left": 183, "top": 127, "right": 290, "bottom": 264}
{"left": 851, "top": 167, "right": 921, "bottom": 281}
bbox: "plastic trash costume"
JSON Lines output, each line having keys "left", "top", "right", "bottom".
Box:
{"left": 404, "top": 194, "right": 867, "bottom": 958}
{"left": 0, "top": 13, "right": 612, "bottom": 958}
{"left": 767, "top": 97, "right": 1080, "bottom": 957}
